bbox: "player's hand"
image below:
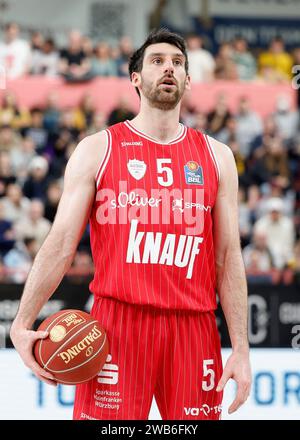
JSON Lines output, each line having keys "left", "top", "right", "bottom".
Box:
{"left": 216, "top": 350, "right": 251, "bottom": 414}
{"left": 10, "top": 324, "right": 57, "bottom": 386}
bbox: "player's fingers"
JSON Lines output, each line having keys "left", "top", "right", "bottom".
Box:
{"left": 32, "top": 364, "right": 56, "bottom": 382}
{"left": 30, "top": 330, "right": 49, "bottom": 340}
{"left": 34, "top": 372, "right": 57, "bottom": 386}
{"left": 216, "top": 369, "right": 232, "bottom": 392}
{"left": 32, "top": 361, "right": 55, "bottom": 381}
{"left": 24, "top": 352, "right": 56, "bottom": 381}
{"left": 228, "top": 380, "right": 250, "bottom": 414}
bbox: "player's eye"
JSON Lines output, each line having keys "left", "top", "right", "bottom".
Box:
{"left": 153, "top": 58, "right": 162, "bottom": 64}
{"left": 174, "top": 59, "right": 183, "bottom": 66}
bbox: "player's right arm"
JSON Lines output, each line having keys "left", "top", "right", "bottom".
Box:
{"left": 10, "top": 131, "right": 108, "bottom": 385}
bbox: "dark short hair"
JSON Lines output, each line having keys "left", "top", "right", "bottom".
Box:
{"left": 128, "top": 28, "right": 189, "bottom": 97}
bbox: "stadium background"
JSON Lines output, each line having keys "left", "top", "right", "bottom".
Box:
{"left": 0, "top": 0, "right": 300, "bottom": 420}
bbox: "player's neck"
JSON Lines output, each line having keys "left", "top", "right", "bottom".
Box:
{"left": 129, "top": 106, "right": 181, "bottom": 143}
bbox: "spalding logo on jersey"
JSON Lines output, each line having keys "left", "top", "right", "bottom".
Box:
{"left": 184, "top": 161, "right": 204, "bottom": 185}
{"left": 127, "top": 159, "right": 147, "bottom": 180}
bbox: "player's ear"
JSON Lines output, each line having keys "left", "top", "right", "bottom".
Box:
{"left": 131, "top": 71, "right": 141, "bottom": 89}
{"left": 185, "top": 74, "right": 191, "bottom": 91}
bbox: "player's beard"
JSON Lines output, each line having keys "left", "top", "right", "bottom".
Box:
{"left": 140, "top": 74, "right": 185, "bottom": 110}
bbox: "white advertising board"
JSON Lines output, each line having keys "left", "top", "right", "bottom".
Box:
{"left": 0, "top": 349, "right": 299, "bottom": 420}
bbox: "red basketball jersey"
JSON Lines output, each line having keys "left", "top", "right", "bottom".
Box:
{"left": 88, "top": 120, "right": 220, "bottom": 311}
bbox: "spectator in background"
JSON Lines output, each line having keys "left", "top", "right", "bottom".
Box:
{"left": 87, "top": 111, "right": 107, "bottom": 135}
{"left": 44, "top": 180, "right": 62, "bottom": 223}
{"left": 48, "top": 128, "right": 74, "bottom": 179}
{"left": 10, "top": 135, "right": 36, "bottom": 182}
{"left": 254, "top": 197, "right": 295, "bottom": 269}
{"left": 0, "top": 151, "right": 16, "bottom": 196}
{"left": 68, "top": 250, "right": 94, "bottom": 282}
{"left": 0, "top": 200, "right": 15, "bottom": 257}
{"left": 179, "top": 95, "right": 197, "bottom": 127}
{"left": 108, "top": 95, "right": 135, "bottom": 125}
{"left": 31, "top": 38, "right": 59, "bottom": 77}
{"left": 59, "top": 30, "right": 93, "bottom": 83}
{"left": 235, "top": 96, "right": 263, "bottom": 158}
{"left": 43, "top": 92, "right": 61, "bottom": 136}
{"left": 91, "top": 42, "right": 117, "bottom": 77}
{"left": 192, "top": 112, "right": 208, "bottom": 132}
{"left": 23, "top": 108, "right": 48, "bottom": 154}
{"left": 0, "top": 91, "right": 30, "bottom": 129}
{"left": 228, "top": 139, "right": 246, "bottom": 181}
{"left": 3, "top": 236, "right": 38, "bottom": 283}
{"left": 207, "top": 93, "right": 232, "bottom": 137}
{"left": 1, "top": 183, "right": 30, "bottom": 223}
{"left": 293, "top": 47, "right": 300, "bottom": 110}
{"left": 242, "top": 230, "right": 274, "bottom": 284}
{"left": 259, "top": 37, "right": 293, "bottom": 82}
{"left": 0, "top": 22, "right": 31, "bottom": 79}
{"left": 23, "top": 156, "right": 49, "bottom": 201}
{"left": 243, "top": 230, "right": 273, "bottom": 272}
{"left": 247, "top": 185, "right": 264, "bottom": 224}
{"left": 116, "top": 36, "right": 134, "bottom": 77}
{"left": 58, "top": 109, "right": 80, "bottom": 139}
{"left": 215, "top": 42, "right": 238, "bottom": 80}
{"left": 293, "top": 239, "right": 300, "bottom": 284}
{"left": 82, "top": 36, "right": 94, "bottom": 59}
{"left": 264, "top": 138, "right": 290, "bottom": 186}
{"left": 249, "top": 136, "right": 290, "bottom": 189}
{"left": 14, "top": 199, "right": 51, "bottom": 249}
{"left": 30, "top": 31, "right": 44, "bottom": 52}
{"left": 272, "top": 95, "right": 299, "bottom": 142}
{"left": 186, "top": 33, "right": 215, "bottom": 82}
{"left": 217, "top": 116, "right": 237, "bottom": 146}
{"left": 238, "top": 186, "right": 252, "bottom": 246}
{"left": 73, "top": 94, "right": 96, "bottom": 131}
{"left": 0, "top": 125, "right": 23, "bottom": 152}
{"left": 232, "top": 37, "right": 257, "bottom": 81}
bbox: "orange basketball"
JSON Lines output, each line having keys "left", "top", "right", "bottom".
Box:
{"left": 33, "top": 309, "right": 109, "bottom": 385}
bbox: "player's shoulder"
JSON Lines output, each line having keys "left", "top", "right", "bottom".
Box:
{"left": 76, "top": 130, "right": 108, "bottom": 159}
{"left": 205, "top": 134, "right": 237, "bottom": 185}
{"left": 67, "top": 129, "right": 109, "bottom": 177}
{"left": 205, "top": 134, "right": 235, "bottom": 166}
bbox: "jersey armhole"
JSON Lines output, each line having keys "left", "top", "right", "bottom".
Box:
{"left": 95, "top": 129, "right": 112, "bottom": 189}
{"left": 204, "top": 134, "right": 221, "bottom": 183}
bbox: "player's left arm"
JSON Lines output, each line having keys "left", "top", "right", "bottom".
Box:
{"left": 210, "top": 136, "right": 251, "bottom": 414}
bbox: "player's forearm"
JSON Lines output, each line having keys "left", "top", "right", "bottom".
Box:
{"left": 12, "top": 230, "right": 76, "bottom": 329}
{"left": 216, "top": 247, "right": 249, "bottom": 353}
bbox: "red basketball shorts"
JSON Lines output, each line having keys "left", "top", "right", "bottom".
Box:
{"left": 73, "top": 296, "right": 223, "bottom": 420}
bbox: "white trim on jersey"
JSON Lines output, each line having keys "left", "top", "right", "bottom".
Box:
{"left": 95, "top": 129, "right": 112, "bottom": 189}
{"left": 204, "top": 134, "right": 220, "bottom": 182}
{"left": 124, "top": 119, "right": 187, "bottom": 145}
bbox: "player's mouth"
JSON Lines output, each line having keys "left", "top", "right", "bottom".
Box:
{"left": 159, "top": 77, "right": 177, "bottom": 87}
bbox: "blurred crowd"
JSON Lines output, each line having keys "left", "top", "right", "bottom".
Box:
{"left": 0, "top": 23, "right": 299, "bottom": 84}
{"left": 181, "top": 92, "right": 300, "bottom": 285}
{"left": 0, "top": 23, "right": 300, "bottom": 285}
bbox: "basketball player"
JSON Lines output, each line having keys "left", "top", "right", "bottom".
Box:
{"left": 10, "top": 29, "right": 251, "bottom": 420}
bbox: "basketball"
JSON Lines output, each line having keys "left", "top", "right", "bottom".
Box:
{"left": 33, "top": 309, "right": 109, "bottom": 385}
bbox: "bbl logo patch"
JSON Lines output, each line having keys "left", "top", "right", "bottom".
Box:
{"left": 184, "top": 161, "right": 204, "bottom": 185}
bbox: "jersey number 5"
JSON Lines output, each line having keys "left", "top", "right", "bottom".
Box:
{"left": 202, "top": 359, "right": 215, "bottom": 391}
{"left": 157, "top": 158, "right": 173, "bottom": 187}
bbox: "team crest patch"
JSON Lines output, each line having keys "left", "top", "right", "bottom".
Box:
{"left": 127, "top": 159, "right": 147, "bottom": 180}
{"left": 184, "top": 161, "right": 204, "bottom": 185}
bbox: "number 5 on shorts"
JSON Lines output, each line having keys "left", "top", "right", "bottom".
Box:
{"left": 202, "top": 359, "right": 215, "bottom": 391}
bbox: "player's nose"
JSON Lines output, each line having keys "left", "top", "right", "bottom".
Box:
{"left": 163, "top": 59, "right": 174, "bottom": 74}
